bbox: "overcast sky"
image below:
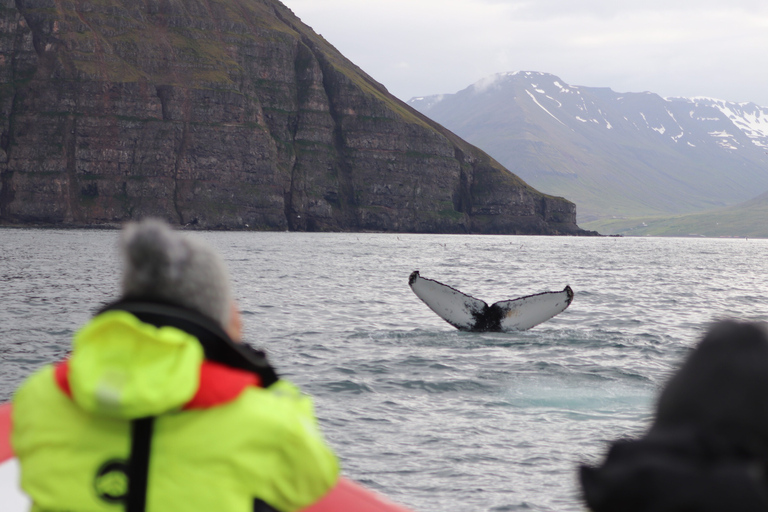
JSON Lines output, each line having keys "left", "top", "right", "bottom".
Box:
{"left": 280, "top": 0, "right": 768, "bottom": 107}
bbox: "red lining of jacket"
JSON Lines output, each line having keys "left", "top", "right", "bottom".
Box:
{"left": 54, "top": 360, "right": 262, "bottom": 410}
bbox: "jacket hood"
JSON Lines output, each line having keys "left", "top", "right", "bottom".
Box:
{"left": 580, "top": 432, "right": 768, "bottom": 512}
{"left": 68, "top": 310, "right": 204, "bottom": 418}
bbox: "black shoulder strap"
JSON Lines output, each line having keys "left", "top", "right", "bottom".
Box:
{"left": 126, "top": 417, "right": 154, "bottom": 512}
{"left": 253, "top": 499, "right": 280, "bottom": 512}
{"left": 98, "top": 300, "right": 278, "bottom": 387}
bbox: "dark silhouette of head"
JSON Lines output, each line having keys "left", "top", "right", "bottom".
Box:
{"left": 581, "top": 320, "right": 768, "bottom": 512}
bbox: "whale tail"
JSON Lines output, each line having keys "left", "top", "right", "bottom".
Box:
{"left": 408, "top": 271, "right": 573, "bottom": 332}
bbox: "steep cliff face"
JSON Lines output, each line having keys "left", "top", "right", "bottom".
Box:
{"left": 0, "top": 0, "right": 589, "bottom": 235}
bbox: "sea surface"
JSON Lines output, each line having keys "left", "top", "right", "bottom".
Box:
{"left": 2, "top": 230, "right": 768, "bottom": 511}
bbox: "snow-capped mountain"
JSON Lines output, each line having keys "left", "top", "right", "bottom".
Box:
{"left": 409, "top": 72, "right": 768, "bottom": 224}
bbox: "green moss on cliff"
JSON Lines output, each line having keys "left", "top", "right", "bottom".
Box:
{"left": 0, "top": 0, "right": 584, "bottom": 234}
{"left": 438, "top": 208, "right": 465, "bottom": 221}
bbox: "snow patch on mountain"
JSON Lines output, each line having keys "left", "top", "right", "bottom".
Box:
{"left": 715, "top": 104, "right": 768, "bottom": 148}
{"left": 409, "top": 94, "right": 446, "bottom": 110}
{"left": 409, "top": 71, "right": 768, "bottom": 156}
{"left": 405, "top": 71, "right": 768, "bottom": 223}
{"left": 526, "top": 90, "right": 567, "bottom": 127}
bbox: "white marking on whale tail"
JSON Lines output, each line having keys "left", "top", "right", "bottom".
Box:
{"left": 408, "top": 271, "right": 573, "bottom": 332}
{"left": 494, "top": 285, "right": 574, "bottom": 331}
{"left": 408, "top": 271, "right": 486, "bottom": 330}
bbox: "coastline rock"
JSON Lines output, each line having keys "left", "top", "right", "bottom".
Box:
{"left": 0, "top": 0, "right": 592, "bottom": 235}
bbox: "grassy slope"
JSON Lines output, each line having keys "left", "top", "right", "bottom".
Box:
{"left": 584, "top": 192, "right": 768, "bottom": 238}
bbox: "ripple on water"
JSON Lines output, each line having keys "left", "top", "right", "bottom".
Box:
{"left": 5, "top": 232, "right": 768, "bottom": 511}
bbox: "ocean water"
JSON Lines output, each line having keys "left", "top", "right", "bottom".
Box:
{"left": 2, "top": 229, "right": 768, "bottom": 511}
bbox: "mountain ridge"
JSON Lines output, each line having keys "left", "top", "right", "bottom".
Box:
{"left": 408, "top": 71, "right": 768, "bottom": 227}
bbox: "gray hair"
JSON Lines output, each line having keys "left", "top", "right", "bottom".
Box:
{"left": 120, "top": 219, "right": 232, "bottom": 327}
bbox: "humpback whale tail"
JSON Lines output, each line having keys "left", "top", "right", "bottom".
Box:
{"left": 408, "top": 271, "right": 573, "bottom": 332}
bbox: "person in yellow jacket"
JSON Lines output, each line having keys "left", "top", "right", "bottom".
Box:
{"left": 12, "top": 219, "right": 339, "bottom": 512}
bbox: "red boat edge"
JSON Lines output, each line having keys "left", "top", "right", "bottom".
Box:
{"left": 0, "top": 402, "right": 414, "bottom": 512}
{"left": 0, "top": 403, "right": 12, "bottom": 463}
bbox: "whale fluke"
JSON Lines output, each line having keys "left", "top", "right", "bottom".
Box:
{"left": 408, "top": 271, "right": 573, "bottom": 332}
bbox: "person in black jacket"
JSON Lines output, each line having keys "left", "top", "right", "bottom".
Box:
{"left": 581, "top": 320, "right": 768, "bottom": 512}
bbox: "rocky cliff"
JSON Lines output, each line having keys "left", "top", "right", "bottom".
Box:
{"left": 0, "top": 0, "right": 589, "bottom": 235}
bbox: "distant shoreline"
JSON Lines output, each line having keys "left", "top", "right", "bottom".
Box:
{"left": 0, "top": 221, "right": 601, "bottom": 236}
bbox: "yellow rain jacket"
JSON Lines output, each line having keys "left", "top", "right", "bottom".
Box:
{"left": 12, "top": 305, "right": 339, "bottom": 512}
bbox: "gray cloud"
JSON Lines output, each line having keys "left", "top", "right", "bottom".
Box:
{"left": 283, "top": 0, "right": 768, "bottom": 106}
